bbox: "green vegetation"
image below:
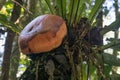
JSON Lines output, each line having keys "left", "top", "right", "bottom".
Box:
{"left": 0, "top": 0, "right": 120, "bottom": 80}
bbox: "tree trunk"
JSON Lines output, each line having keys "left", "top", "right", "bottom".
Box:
{"left": 1, "top": 30, "right": 15, "bottom": 80}
{"left": 1, "top": 0, "right": 22, "bottom": 80}
{"left": 9, "top": 36, "right": 20, "bottom": 80}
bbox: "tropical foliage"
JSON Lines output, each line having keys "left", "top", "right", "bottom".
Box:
{"left": 0, "top": 0, "right": 120, "bottom": 80}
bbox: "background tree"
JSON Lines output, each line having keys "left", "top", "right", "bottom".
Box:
{"left": 1, "top": 0, "right": 23, "bottom": 80}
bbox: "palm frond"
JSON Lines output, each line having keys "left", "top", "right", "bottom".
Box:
{"left": 44, "top": 0, "right": 54, "bottom": 14}
{"left": 88, "top": 0, "right": 105, "bottom": 23}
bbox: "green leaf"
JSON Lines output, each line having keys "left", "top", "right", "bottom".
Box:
{"left": 101, "top": 39, "right": 120, "bottom": 50}
{"left": 106, "top": 38, "right": 120, "bottom": 51}
{"left": 102, "top": 53, "right": 120, "bottom": 66}
{"left": 103, "top": 65, "right": 112, "bottom": 78}
{"left": 0, "top": 14, "right": 21, "bottom": 34}
{"left": 101, "top": 15, "right": 120, "bottom": 35}
{"left": 73, "top": 0, "right": 81, "bottom": 26}
{"left": 68, "top": 0, "right": 74, "bottom": 26}
{"left": 62, "top": 0, "right": 66, "bottom": 19}
{"left": 70, "top": 0, "right": 79, "bottom": 26}
{"left": 44, "top": 0, "right": 54, "bottom": 14}
{"left": 89, "top": 62, "right": 98, "bottom": 80}
{"left": 55, "top": 0, "right": 63, "bottom": 16}
{"left": 88, "top": 0, "right": 105, "bottom": 23}
{"left": 0, "top": 14, "right": 8, "bottom": 23}
{"left": 76, "top": 2, "right": 86, "bottom": 25}
{"left": 8, "top": 22, "right": 21, "bottom": 34}
{"left": 68, "top": 0, "right": 82, "bottom": 27}
{"left": 111, "top": 73, "right": 120, "bottom": 80}
{"left": 83, "top": 63, "right": 87, "bottom": 80}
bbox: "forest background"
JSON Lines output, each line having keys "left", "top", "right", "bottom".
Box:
{"left": 0, "top": 0, "right": 120, "bottom": 80}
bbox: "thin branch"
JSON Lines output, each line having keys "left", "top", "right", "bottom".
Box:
{"left": 11, "top": 0, "right": 33, "bottom": 15}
